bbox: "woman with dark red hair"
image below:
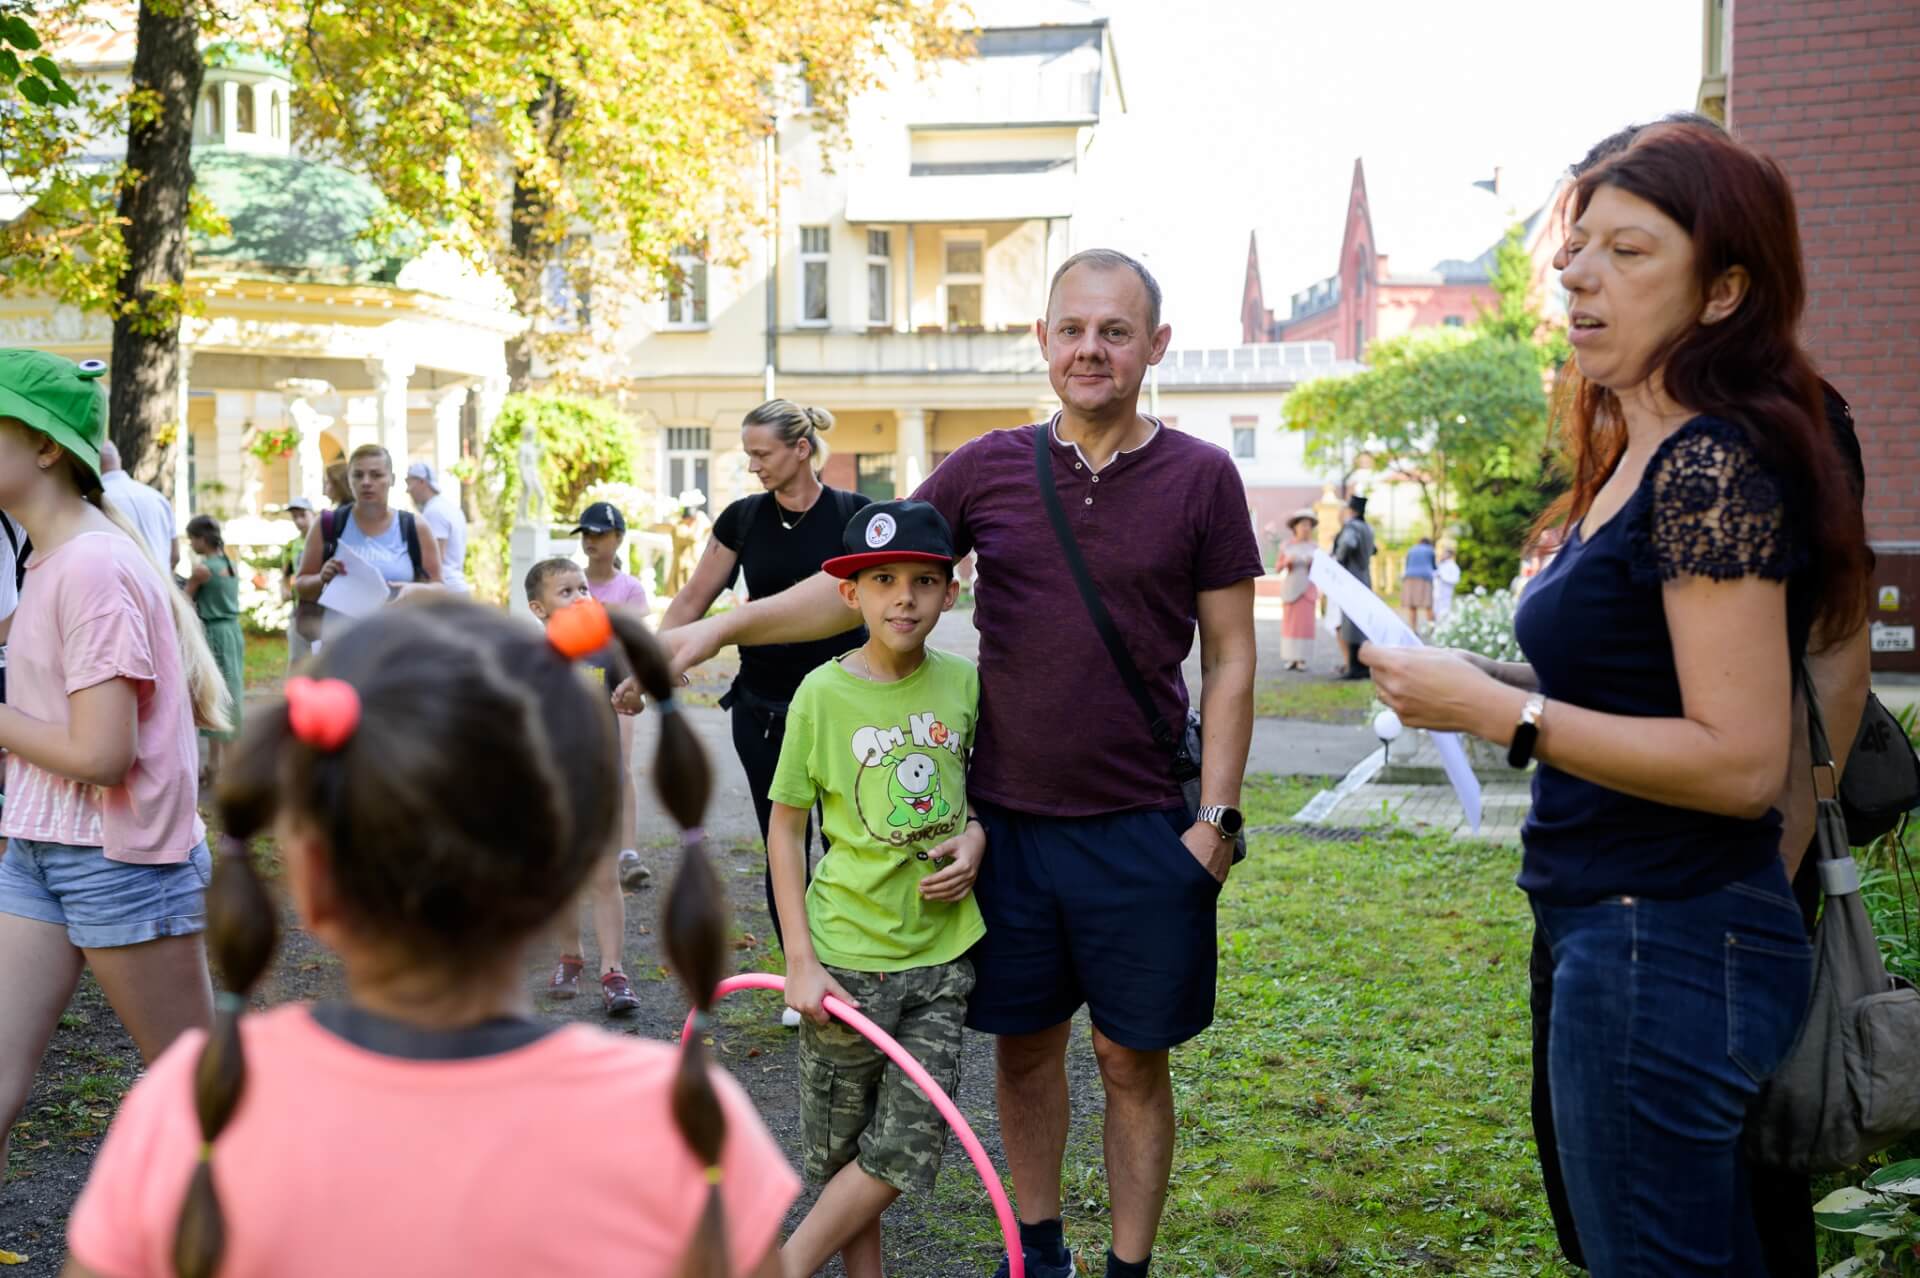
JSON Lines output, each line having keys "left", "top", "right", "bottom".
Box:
{"left": 1360, "top": 124, "right": 1870, "bottom": 1274}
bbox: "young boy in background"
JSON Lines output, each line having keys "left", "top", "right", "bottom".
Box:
{"left": 524, "top": 556, "right": 644, "bottom": 1015}
{"left": 767, "top": 500, "right": 986, "bottom": 1278}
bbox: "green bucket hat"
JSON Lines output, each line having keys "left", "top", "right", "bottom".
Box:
{"left": 0, "top": 350, "right": 108, "bottom": 481}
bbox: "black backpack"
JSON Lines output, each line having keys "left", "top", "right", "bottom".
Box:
{"left": 319, "top": 504, "right": 425, "bottom": 582}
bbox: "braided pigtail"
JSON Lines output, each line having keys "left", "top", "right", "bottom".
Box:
{"left": 177, "top": 714, "right": 287, "bottom": 1278}
{"left": 607, "top": 611, "right": 728, "bottom": 1278}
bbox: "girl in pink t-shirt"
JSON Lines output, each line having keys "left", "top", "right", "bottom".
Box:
{"left": 574, "top": 500, "right": 651, "bottom": 886}
{"left": 0, "top": 351, "right": 234, "bottom": 1178}
{"left": 67, "top": 597, "right": 798, "bottom": 1278}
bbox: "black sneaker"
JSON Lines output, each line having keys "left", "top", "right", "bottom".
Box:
{"left": 991, "top": 1247, "right": 1075, "bottom": 1278}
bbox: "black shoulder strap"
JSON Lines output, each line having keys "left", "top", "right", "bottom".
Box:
{"left": 399, "top": 511, "right": 424, "bottom": 580}
{"left": 321, "top": 504, "right": 350, "bottom": 562}
{"left": 3, "top": 516, "right": 25, "bottom": 593}
{"left": 1032, "top": 424, "right": 1193, "bottom": 777}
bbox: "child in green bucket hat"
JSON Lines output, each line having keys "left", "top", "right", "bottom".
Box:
{"left": 0, "top": 349, "right": 233, "bottom": 1175}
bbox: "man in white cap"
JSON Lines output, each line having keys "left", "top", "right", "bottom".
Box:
{"left": 405, "top": 461, "right": 468, "bottom": 593}
{"left": 98, "top": 439, "right": 178, "bottom": 572}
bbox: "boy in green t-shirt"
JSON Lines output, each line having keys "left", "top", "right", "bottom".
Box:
{"left": 768, "top": 499, "right": 986, "bottom": 1278}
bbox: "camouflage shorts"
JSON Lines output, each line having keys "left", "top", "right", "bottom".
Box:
{"left": 797, "top": 957, "right": 975, "bottom": 1195}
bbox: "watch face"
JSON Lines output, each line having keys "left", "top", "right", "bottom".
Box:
{"left": 1218, "top": 807, "right": 1244, "bottom": 836}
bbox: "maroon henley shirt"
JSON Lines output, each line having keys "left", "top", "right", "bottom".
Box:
{"left": 912, "top": 420, "right": 1264, "bottom": 818}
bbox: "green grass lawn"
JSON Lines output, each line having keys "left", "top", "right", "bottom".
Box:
{"left": 243, "top": 630, "right": 287, "bottom": 691}
{"left": 1253, "top": 676, "right": 1375, "bottom": 724}
{"left": 934, "top": 774, "right": 1577, "bottom": 1277}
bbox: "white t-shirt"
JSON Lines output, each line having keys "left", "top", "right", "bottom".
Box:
{"left": 1434, "top": 558, "right": 1463, "bottom": 619}
{"left": 101, "top": 470, "right": 176, "bottom": 569}
{"left": 419, "top": 492, "right": 467, "bottom": 591}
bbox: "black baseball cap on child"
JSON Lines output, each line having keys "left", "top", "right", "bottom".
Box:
{"left": 571, "top": 501, "right": 626, "bottom": 535}
{"left": 822, "top": 500, "right": 956, "bottom": 579}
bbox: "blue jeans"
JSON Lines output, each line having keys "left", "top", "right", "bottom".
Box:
{"left": 1531, "top": 860, "right": 1813, "bottom": 1277}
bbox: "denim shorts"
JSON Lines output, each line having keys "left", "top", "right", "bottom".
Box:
{"left": 0, "top": 837, "right": 212, "bottom": 948}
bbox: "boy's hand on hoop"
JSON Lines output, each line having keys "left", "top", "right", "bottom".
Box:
{"left": 786, "top": 958, "right": 857, "bottom": 1027}
{"left": 610, "top": 675, "right": 645, "bottom": 716}
{"left": 918, "top": 820, "right": 986, "bottom": 902}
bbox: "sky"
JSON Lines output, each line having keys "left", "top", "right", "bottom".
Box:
{"left": 1067, "top": 0, "right": 1704, "bottom": 346}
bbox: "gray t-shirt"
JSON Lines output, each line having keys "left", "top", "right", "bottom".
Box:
{"left": 1332, "top": 517, "right": 1375, "bottom": 584}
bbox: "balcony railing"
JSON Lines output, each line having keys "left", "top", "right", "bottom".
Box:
{"left": 1153, "top": 343, "right": 1347, "bottom": 387}
{"left": 776, "top": 327, "right": 1046, "bottom": 377}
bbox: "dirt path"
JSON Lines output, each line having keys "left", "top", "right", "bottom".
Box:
{"left": 0, "top": 827, "right": 1102, "bottom": 1278}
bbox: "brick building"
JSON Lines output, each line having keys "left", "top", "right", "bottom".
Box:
{"left": 1240, "top": 158, "right": 1566, "bottom": 359}
{"left": 1713, "top": 0, "right": 1920, "bottom": 670}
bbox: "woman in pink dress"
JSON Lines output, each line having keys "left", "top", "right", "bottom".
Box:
{"left": 1278, "top": 509, "right": 1319, "bottom": 671}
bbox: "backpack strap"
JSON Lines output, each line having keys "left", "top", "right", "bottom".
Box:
{"left": 399, "top": 511, "right": 425, "bottom": 581}
{"left": 2, "top": 515, "right": 23, "bottom": 594}
{"left": 320, "top": 504, "right": 351, "bottom": 563}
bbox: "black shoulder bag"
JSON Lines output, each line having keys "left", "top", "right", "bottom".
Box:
{"left": 1031, "top": 426, "right": 1246, "bottom": 864}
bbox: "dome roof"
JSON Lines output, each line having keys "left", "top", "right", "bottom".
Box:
{"left": 191, "top": 148, "right": 419, "bottom": 284}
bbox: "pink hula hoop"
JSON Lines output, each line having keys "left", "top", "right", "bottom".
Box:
{"left": 682, "top": 973, "right": 1023, "bottom": 1278}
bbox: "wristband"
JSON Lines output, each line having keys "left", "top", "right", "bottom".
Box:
{"left": 1508, "top": 694, "right": 1546, "bottom": 769}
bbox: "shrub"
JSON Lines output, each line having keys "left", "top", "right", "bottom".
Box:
{"left": 1427, "top": 586, "right": 1522, "bottom": 662}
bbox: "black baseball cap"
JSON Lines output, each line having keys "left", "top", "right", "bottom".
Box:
{"left": 571, "top": 501, "right": 626, "bottom": 535}
{"left": 822, "top": 500, "right": 956, "bottom": 579}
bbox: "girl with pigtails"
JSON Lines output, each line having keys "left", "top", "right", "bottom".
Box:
{"left": 61, "top": 594, "right": 797, "bottom": 1278}
{"left": 0, "top": 351, "right": 233, "bottom": 1179}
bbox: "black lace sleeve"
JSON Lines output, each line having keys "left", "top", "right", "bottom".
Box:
{"left": 1626, "top": 417, "right": 1799, "bottom": 587}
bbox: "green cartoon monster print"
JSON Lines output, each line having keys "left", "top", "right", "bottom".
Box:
{"left": 850, "top": 715, "right": 966, "bottom": 847}
{"left": 884, "top": 750, "right": 950, "bottom": 830}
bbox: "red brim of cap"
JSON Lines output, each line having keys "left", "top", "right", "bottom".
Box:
{"left": 821, "top": 550, "right": 954, "bottom": 579}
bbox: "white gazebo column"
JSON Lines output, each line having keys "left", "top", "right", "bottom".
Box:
{"left": 896, "top": 408, "right": 929, "bottom": 497}
{"left": 367, "top": 356, "right": 416, "bottom": 471}
{"left": 431, "top": 385, "right": 469, "bottom": 491}
{"left": 172, "top": 342, "right": 192, "bottom": 529}
{"left": 213, "top": 391, "right": 251, "bottom": 514}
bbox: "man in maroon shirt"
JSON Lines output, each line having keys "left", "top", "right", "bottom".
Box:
{"left": 664, "top": 251, "right": 1261, "bottom": 1278}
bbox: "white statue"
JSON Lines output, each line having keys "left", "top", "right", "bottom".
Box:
{"left": 516, "top": 432, "right": 546, "bottom": 527}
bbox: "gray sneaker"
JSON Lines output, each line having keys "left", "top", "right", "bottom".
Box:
{"left": 617, "top": 850, "right": 651, "bottom": 890}
{"left": 991, "top": 1247, "right": 1075, "bottom": 1278}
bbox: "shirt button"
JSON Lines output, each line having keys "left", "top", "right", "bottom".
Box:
{"left": 1074, "top": 462, "right": 1083, "bottom": 471}
{"left": 1084, "top": 496, "right": 1093, "bottom": 506}
{"left": 1091, "top": 474, "right": 1100, "bottom": 483}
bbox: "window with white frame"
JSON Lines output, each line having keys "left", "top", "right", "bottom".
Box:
{"left": 1231, "top": 416, "right": 1258, "bottom": 460}
{"left": 236, "top": 83, "right": 256, "bottom": 133}
{"left": 664, "top": 427, "right": 712, "bottom": 508}
{"left": 541, "top": 236, "right": 592, "bottom": 332}
{"left": 269, "top": 89, "right": 284, "bottom": 139}
{"left": 665, "top": 245, "right": 708, "bottom": 328}
{"left": 944, "top": 236, "right": 984, "bottom": 330}
{"left": 800, "top": 226, "right": 830, "bottom": 325}
{"left": 866, "top": 229, "right": 891, "bottom": 327}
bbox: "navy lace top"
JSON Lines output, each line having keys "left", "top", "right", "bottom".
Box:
{"left": 1513, "top": 416, "right": 1806, "bottom": 905}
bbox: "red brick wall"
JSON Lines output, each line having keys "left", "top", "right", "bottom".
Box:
{"left": 1728, "top": 0, "right": 1920, "bottom": 547}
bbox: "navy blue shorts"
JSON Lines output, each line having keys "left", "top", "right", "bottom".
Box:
{"left": 966, "top": 800, "right": 1220, "bottom": 1051}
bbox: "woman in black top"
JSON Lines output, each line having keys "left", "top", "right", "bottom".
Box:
{"left": 1362, "top": 126, "right": 1870, "bottom": 1274}
{"left": 661, "top": 400, "right": 869, "bottom": 960}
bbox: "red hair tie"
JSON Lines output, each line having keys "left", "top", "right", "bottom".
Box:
{"left": 284, "top": 677, "right": 361, "bottom": 752}
{"left": 547, "top": 597, "right": 613, "bottom": 660}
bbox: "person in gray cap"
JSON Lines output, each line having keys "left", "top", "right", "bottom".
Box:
{"left": 405, "top": 462, "right": 467, "bottom": 593}
{"left": 279, "top": 497, "right": 317, "bottom": 668}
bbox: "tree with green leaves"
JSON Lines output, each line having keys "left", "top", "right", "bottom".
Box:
{"left": 1, "top": 2, "right": 230, "bottom": 483}
{"left": 1283, "top": 220, "right": 1569, "bottom": 587}
{"left": 1284, "top": 327, "right": 1545, "bottom": 537}
{"left": 284, "top": 0, "right": 963, "bottom": 389}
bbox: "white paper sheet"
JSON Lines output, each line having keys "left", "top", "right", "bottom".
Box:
{"left": 316, "top": 544, "right": 390, "bottom": 620}
{"left": 1310, "top": 551, "right": 1484, "bottom": 833}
